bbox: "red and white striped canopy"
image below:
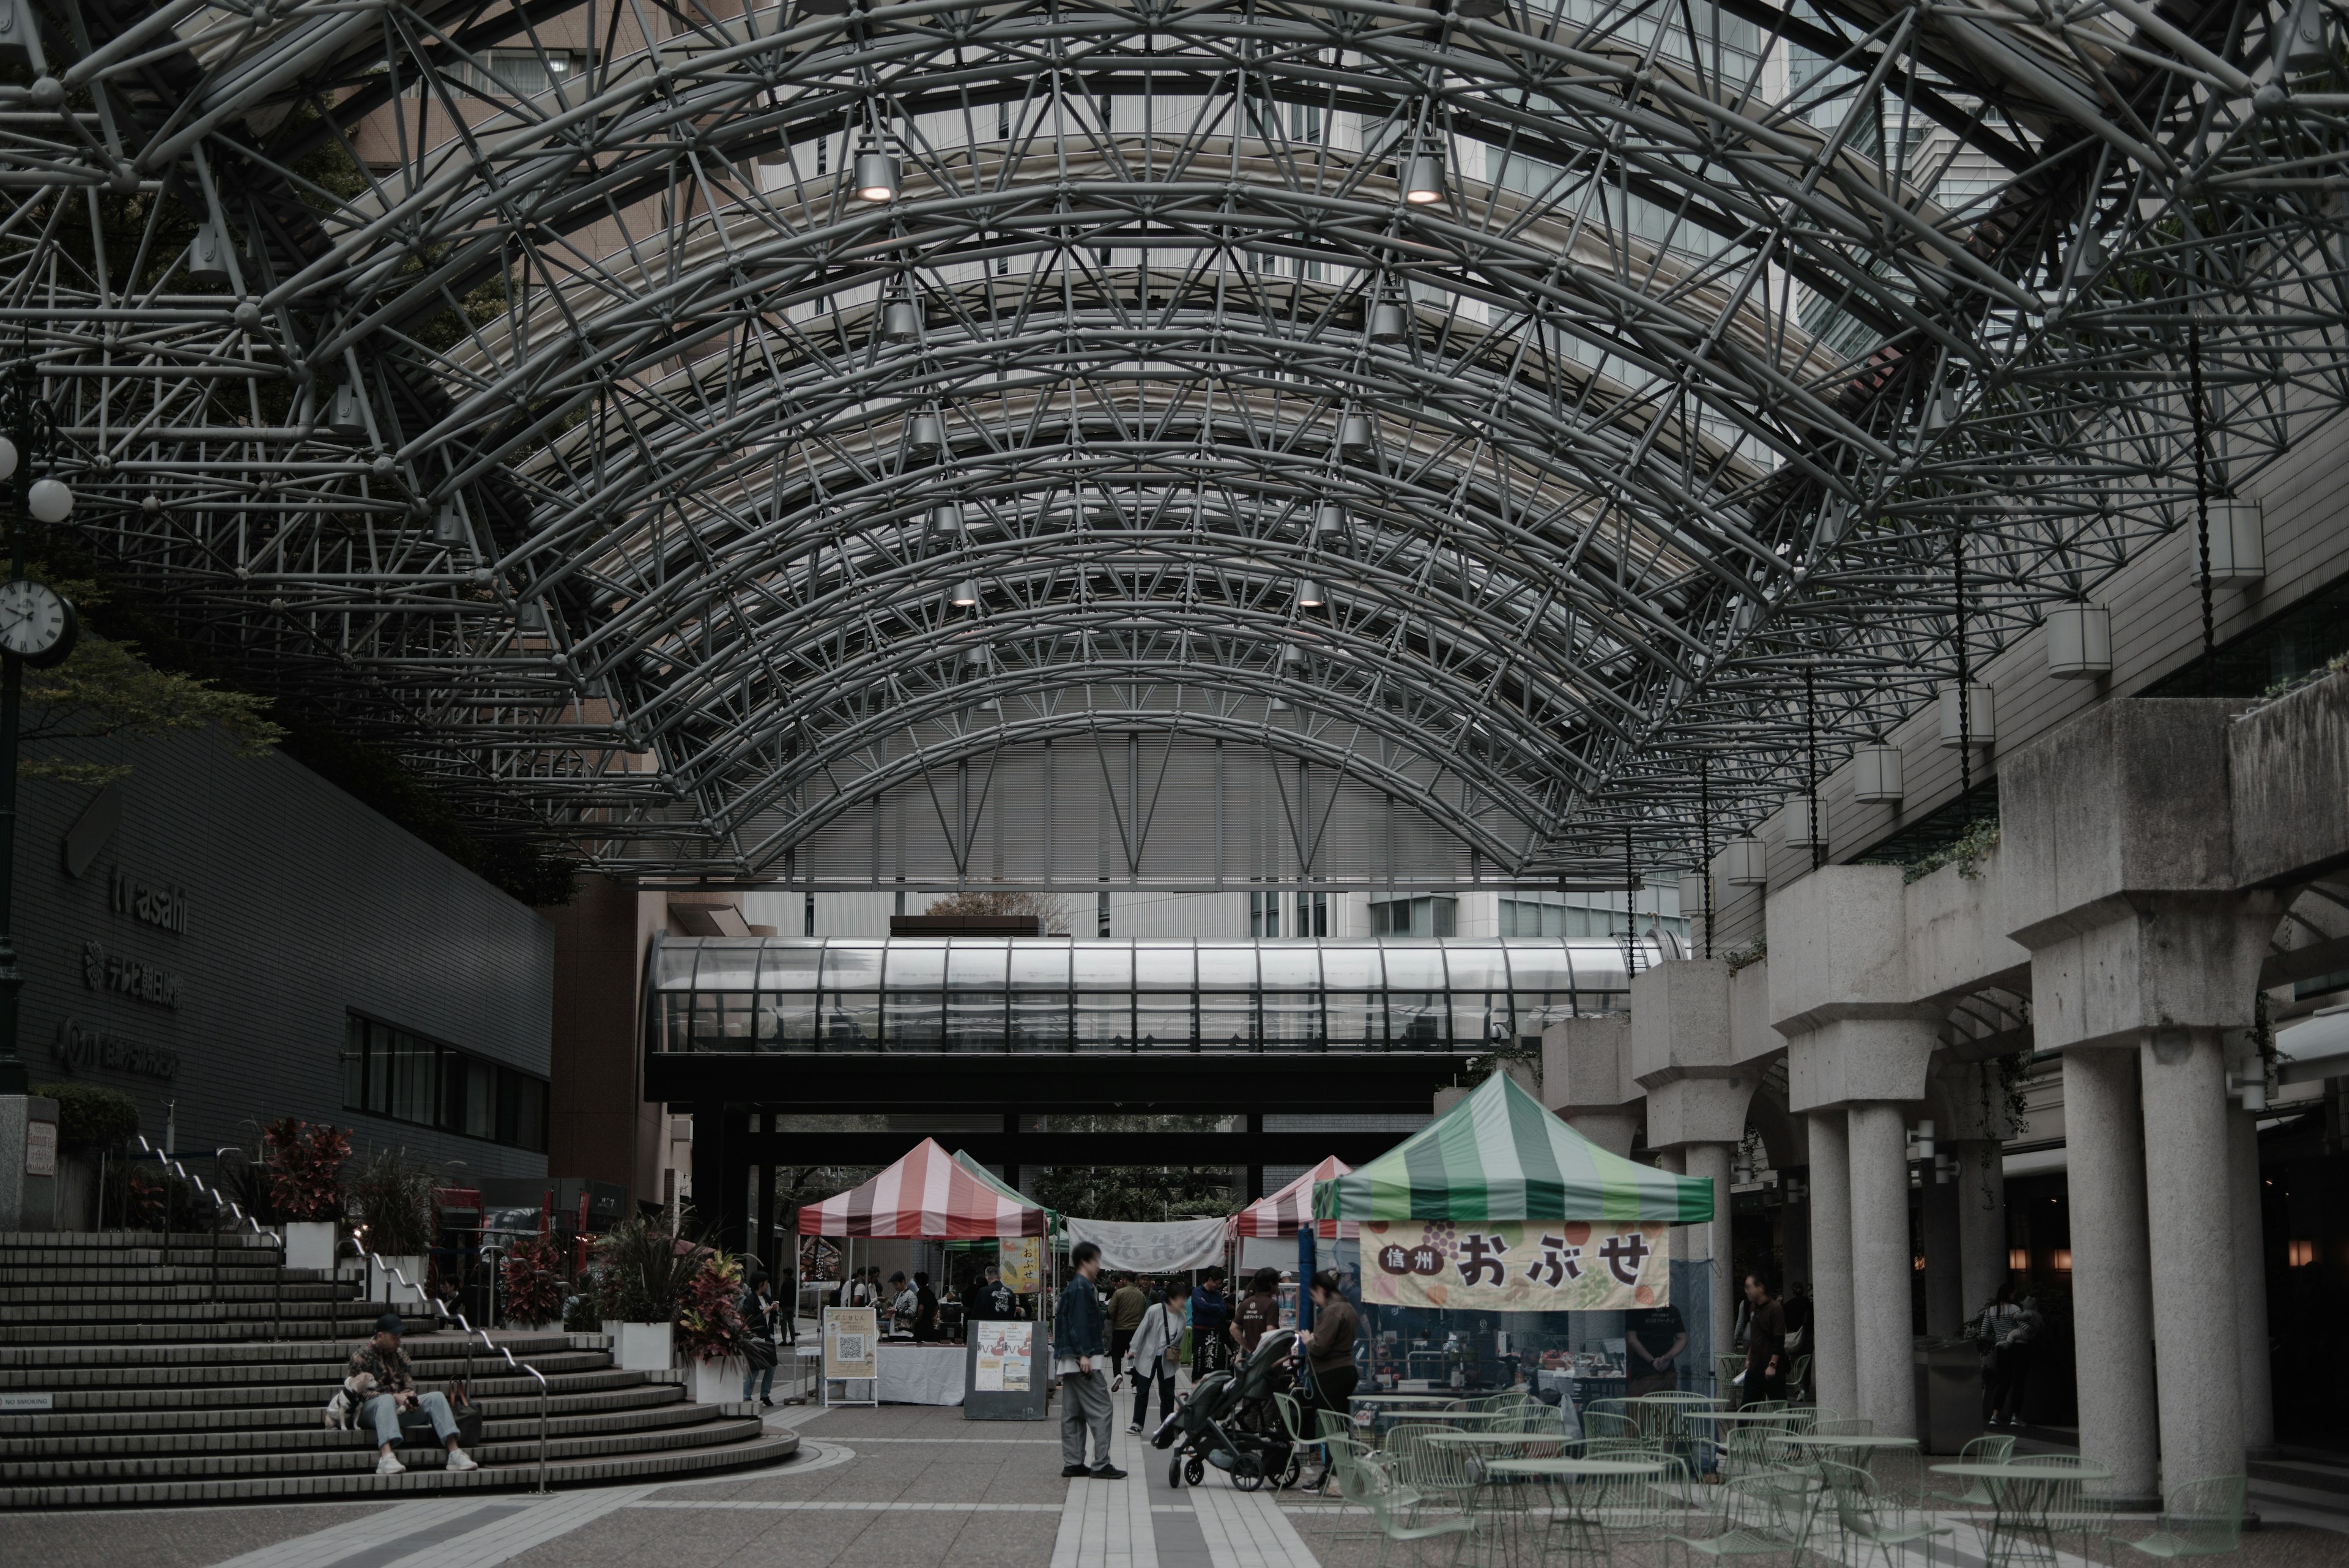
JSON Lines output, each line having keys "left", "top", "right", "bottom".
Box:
{"left": 795, "top": 1138, "right": 1048, "bottom": 1238}
{"left": 1230, "top": 1156, "right": 1356, "bottom": 1239}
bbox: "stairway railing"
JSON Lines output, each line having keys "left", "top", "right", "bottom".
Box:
{"left": 131, "top": 1135, "right": 551, "bottom": 1492}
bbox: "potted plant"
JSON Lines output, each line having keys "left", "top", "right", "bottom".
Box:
{"left": 502, "top": 1236, "right": 568, "bottom": 1329}
{"left": 262, "top": 1118, "right": 350, "bottom": 1271}
{"left": 346, "top": 1149, "right": 436, "bottom": 1304}
{"left": 596, "top": 1215, "right": 699, "bottom": 1371}
{"left": 31, "top": 1082, "right": 136, "bottom": 1232}
{"left": 677, "top": 1250, "right": 749, "bottom": 1405}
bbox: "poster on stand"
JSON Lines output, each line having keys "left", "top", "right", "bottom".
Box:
{"left": 823, "top": 1306, "right": 879, "bottom": 1383}
{"left": 971, "top": 1320, "right": 1034, "bottom": 1392}
{"left": 1360, "top": 1219, "right": 1670, "bottom": 1312}
{"left": 998, "top": 1236, "right": 1042, "bottom": 1295}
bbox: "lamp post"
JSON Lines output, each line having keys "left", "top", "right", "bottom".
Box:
{"left": 0, "top": 360, "right": 78, "bottom": 1097}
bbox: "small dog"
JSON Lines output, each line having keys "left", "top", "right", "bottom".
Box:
{"left": 325, "top": 1371, "right": 377, "bottom": 1430}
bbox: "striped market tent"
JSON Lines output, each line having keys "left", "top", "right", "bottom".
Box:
{"left": 1312, "top": 1071, "right": 1715, "bottom": 1224}
{"left": 1231, "top": 1156, "right": 1357, "bottom": 1241}
{"left": 796, "top": 1138, "right": 1050, "bottom": 1238}
{"left": 949, "top": 1148, "right": 1063, "bottom": 1232}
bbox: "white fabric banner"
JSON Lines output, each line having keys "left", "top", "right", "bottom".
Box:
{"left": 1064, "top": 1216, "right": 1229, "bottom": 1273}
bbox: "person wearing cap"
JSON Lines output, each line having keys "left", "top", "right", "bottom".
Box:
{"left": 346, "top": 1312, "right": 476, "bottom": 1476}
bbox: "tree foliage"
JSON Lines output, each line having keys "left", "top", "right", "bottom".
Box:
{"left": 924, "top": 887, "right": 1075, "bottom": 934}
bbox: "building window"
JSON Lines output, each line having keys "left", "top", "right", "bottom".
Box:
{"left": 1368, "top": 896, "right": 1457, "bottom": 937}
{"left": 1295, "top": 890, "right": 1327, "bottom": 937}
{"left": 466, "top": 50, "right": 588, "bottom": 98}
{"left": 342, "top": 1013, "right": 549, "bottom": 1153}
{"left": 1097, "top": 890, "right": 1112, "bottom": 938}
{"left": 804, "top": 892, "right": 817, "bottom": 936}
{"left": 1249, "top": 890, "right": 1282, "bottom": 937}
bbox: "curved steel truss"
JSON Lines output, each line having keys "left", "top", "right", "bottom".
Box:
{"left": 5, "top": 0, "right": 2348, "bottom": 879}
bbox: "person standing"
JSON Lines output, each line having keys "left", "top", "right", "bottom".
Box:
{"left": 1981, "top": 1284, "right": 2039, "bottom": 1427}
{"left": 740, "top": 1271, "right": 781, "bottom": 1406}
{"left": 1232, "top": 1267, "right": 1282, "bottom": 1359}
{"left": 1294, "top": 1271, "right": 1358, "bottom": 1489}
{"left": 1107, "top": 1271, "right": 1148, "bottom": 1369}
{"left": 1124, "top": 1285, "right": 1183, "bottom": 1434}
{"left": 1054, "top": 1241, "right": 1124, "bottom": 1479}
{"left": 1739, "top": 1273, "right": 1785, "bottom": 1406}
{"left": 913, "top": 1271, "right": 940, "bottom": 1340}
{"left": 965, "top": 1262, "right": 1017, "bottom": 1322}
{"left": 1624, "top": 1298, "right": 1687, "bottom": 1397}
{"left": 1189, "top": 1269, "right": 1231, "bottom": 1380}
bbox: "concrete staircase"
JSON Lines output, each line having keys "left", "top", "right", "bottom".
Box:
{"left": 0, "top": 1230, "right": 798, "bottom": 1507}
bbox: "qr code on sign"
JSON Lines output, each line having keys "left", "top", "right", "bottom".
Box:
{"left": 837, "top": 1335, "right": 869, "bottom": 1359}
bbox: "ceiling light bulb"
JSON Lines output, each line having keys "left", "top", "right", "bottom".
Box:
{"left": 1403, "top": 155, "right": 1446, "bottom": 205}
{"left": 952, "top": 578, "right": 980, "bottom": 607}
{"left": 0, "top": 437, "right": 17, "bottom": 485}
{"left": 1296, "top": 579, "right": 1324, "bottom": 608}
{"left": 854, "top": 151, "right": 900, "bottom": 202}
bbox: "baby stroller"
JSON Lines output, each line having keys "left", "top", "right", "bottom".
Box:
{"left": 1151, "top": 1328, "right": 1302, "bottom": 1490}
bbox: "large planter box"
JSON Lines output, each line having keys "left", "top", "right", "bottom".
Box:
{"left": 692, "top": 1355, "right": 746, "bottom": 1406}
{"left": 612, "top": 1320, "right": 674, "bottom": 1372}
{"left": 284, "top": 1221, "right": 338, "bottom": 1273}
{"left": 379, "top": 1255, "right": 429, "bottom": 1306}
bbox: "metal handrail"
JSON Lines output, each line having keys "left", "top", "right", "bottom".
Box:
{"left": 129, "top": 1136, "right": 551, "bottom": 1492}
{"left": 133, "top": 1137, "right": 281, "bottom": 1337}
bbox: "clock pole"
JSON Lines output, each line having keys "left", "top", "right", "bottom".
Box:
{"left": 0, "top": 364, "right": 34, "bottom": 1096}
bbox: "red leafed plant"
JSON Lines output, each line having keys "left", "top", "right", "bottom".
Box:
{"left": 261, "top": 1118, "right": 351, "bottom": 1221}
{"left": 675, "top": 1251, "right": 748, "bottom": 1364}
{"left": 503, "top": 1236, "right": 568, "bottom": 1326}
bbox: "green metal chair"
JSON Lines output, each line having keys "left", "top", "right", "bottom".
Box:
{"left": 2124, "top": 1474, "right": 2247, "bottom": 1561}
{"left": 1665, "top": 1471, "right": 1814, "bottom": 1568}
{"left": 1820, "top": 1457, "right": 1952, "bottom": 1568}
{"left": 1715, "top": 1353, "right": 1748, "bottom": 1394}
{"left": 1387, "top": 1422, "right": 1479, "bottom": 1523}
{"left": 1787, "top": 1353, "right": 1814, "bottom": 1404}
{"left": 1987, "top": 1452, "right": 2113, "bottom": 1568}
{"left": 1312, "top": 1434, "right": 1386, "bottom": 1544}
{"left": 1360, "top": 1452, "right": 1477, "bottom": 1567}
{"left": 1929, "top": 1433, "right": 2016, "bottom": 1508}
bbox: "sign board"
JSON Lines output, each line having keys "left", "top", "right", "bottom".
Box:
{"left": 23, "top": 1119, "right": 56, "bottom": 1178}
{"left": 998, "top": 1236, "right": 1042, "bottom": 1295}
{"left": 1, "top": 1392, "right": 53, "bottom": 1411}
{"left": 822, "top": 1306, "right": 878, "bottom": 1405}
{"left": 1360, "top": 1219, "right": 1671, "bottom": 1312}
{"left": 963, "top": 1318, "right": 1047, "bottom": 1422}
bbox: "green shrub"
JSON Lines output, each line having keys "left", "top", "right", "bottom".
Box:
{"left": 32, "top": 1081, "right": 139, "bottom": 1151}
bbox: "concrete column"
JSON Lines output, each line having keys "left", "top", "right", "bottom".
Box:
{"left": 1921, "top": 1167, "right": 1964, "bottom": 1337}
{"left": 1685, "top": 1142, "right": 1735, "bottom": 1388}
{"left": 2063, "top": 1049, "right": 2160, "bottom": 1504}
{"left": 1847, "top": 1104, "right": 1917, "bottom": 1438}
{"left": 1806, "top": 1110, "right": 1856, "bottom": 1419}
{"left": 2139, "top": 1028, "right": 2243, "bottom": 1486}
{"left": 1955, "top": 1139, "right": 2007, "bottom": 1320}
{"left": 2231, "top": 1107, "right": 2274, "bottom": 1454}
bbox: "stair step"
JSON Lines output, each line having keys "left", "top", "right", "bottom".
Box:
{"left": 0, "top": 1430, "right": 801, "bottom": 1509}
{"left": 0, "top": 1284, "right": 360, "bottom": 1304}
{"left": 0, "top": 1333, "right": 579, "bottom": 1371}
{"left": 0, "top": 1232, "right": 281, "bottom": 1249}
{"left": 2, "top": 1395, "right": 717, "bottom": 1458}
{"left": 2249, "top": 1457, "right": 2349, "bottom": 1498}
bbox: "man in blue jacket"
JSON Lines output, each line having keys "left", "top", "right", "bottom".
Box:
{"left": 1053, "top": 1241, "right": 1124, "bottom": 1479}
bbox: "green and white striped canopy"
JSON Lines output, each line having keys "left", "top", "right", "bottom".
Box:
{"left": 1312, "top": 1071, "right": 1714, "bottom": 1224}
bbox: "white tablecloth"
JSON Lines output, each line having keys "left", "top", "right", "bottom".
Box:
{"left": 878, "top": 1344, "right": 967, "bottom": 1406}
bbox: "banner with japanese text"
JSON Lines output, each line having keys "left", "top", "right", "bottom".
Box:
{"left": 998, "top": 1236, "right": 1043, "bottom": 1295}
{"left": 1360, "top": 1219, "right": 1670, "bottom": 1312}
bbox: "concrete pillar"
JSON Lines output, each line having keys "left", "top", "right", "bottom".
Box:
{"left": 2231, "top": 1107, "right": 2274, "bottom": 1454}
{"left": 2139, "top": 1028, "right": 2243, "bottom": 1486}
{"left": 1685, "top": 1142, "right": 1735, "bottom": 1388}
{"left": 2062, "top": 1049, "right": 2160, "bottom": 1504}
{"left": 1846, "top": 1104, "right": 1917, "bottom": 1438}
{"left": 1921, "top": 1167, "right": 1964, "bottom": 1337}
{"left": 1806, "top": 1110, "right": 1856, "bottom": 1419}
{"left": 1955, "top": 1139, "right": 2007, "bottom": 1319}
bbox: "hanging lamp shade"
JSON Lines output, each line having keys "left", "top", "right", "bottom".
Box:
{"left": 1296, "top": 579, "right": 1324, "bottom": 608}
{"left": 1852, "top": 744, "right": 1904, "bottom": 805}
{"left": 880, "top": 300, "right": 921, "bottom": 342}
{"left": 853, "top": 150, "right": 900, "bottom": 201}
{"left": 951, "top": 578, "right": 980, "bottom": 606}
{"left": 1723, "top": 836, "right": 1768, "bottom": 888}
{"left": 1401, "top": 154, "right": 1446, "bottom": 204}
{"left": 1784, "top": 798, "right": 1827, "bottom": 853}
{"left": 1938, "top": 685, "right": 1995, "bottom": 747}
{"left": 907, "top": 414, "right": 944, "bottom": 457}
{"left": 1315, "top": 502, "right": 1346, "bottom": 534}
{"left": 1337, "top": 414, "right": 1373, "bottom": 460}
{"left": 930, "top": 501, "right": 963, "bottom": 532}
{"left": 2044, "top": 603, "right": 2111, "bottom": 678}
{"left": 2203, "top": 497, "right": 2264, "bottom": 585}
{"left": 1367, "top": 302, "right": 1408, "bottom": 342}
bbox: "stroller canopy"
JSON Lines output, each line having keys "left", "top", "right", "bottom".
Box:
{"left": 1312, "top": 1071, "right": 1714, "bottom": 1224}
{"left": 797, "top": 1137, "right": 1050, "bottom": 1238}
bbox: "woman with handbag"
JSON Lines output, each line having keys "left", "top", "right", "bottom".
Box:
{"left": 740, "top": 1271, "right": 782, "bottom": 1406}
{"left": 1124, "top": 1285, "right": 1183, "bottom": 1434}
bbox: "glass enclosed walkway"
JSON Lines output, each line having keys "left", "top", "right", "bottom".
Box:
{"left": 651, "top": 935, "right": 1672, "bottom": 1053}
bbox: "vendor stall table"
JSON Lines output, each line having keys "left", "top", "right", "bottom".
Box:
{"left": 878, "top": 1343, "right": 967, "bottom": 1405}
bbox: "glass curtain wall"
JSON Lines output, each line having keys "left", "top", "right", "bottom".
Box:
{"left": 651, "top": 935, "right": 1664, "bottom": 1053}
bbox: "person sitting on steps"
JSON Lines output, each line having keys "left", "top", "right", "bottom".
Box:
{"left": 347, "top": 1311, "right": 477, "bottom": 1476}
